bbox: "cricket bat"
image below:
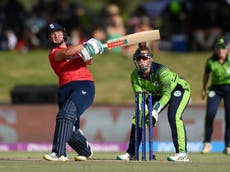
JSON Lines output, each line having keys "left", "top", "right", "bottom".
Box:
{"left": 103, "top": 30, "right": 160, "bottom": 49}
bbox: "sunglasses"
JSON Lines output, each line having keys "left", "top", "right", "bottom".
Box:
{"left": 136, "top": 56, "right": 150, "bottom": 61}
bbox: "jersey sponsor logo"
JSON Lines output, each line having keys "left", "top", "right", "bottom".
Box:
{"left": 208, "top": 90, "right": 215, "bottom": 98}
{"left": 173, "top": 90, "right": 181, "bottom": 97}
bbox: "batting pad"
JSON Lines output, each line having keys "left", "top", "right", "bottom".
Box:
{"left": 68, "top": 129, "right": 92, "bottom": 157}
{"left": 52, "top": 113, "right": 75, "bottom": 156}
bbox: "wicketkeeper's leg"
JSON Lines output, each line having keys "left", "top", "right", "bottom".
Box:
{"left": 126, "top": 123, "right": 142, "bottom": 156}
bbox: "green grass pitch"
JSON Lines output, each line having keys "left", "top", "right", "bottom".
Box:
{"left": 0, "top": 151, "right": 229, "bottom": 172}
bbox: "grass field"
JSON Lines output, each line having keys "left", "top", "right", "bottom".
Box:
{"left": 0, "top": 152, "right": 229, "bottom": 172}
{"left": 0, "top": 50, "right": 211, "bottom": 105}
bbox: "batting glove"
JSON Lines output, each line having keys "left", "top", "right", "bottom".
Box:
{"left": 86, "top": 38, "right": 104, "bottom": 54}
{"left": 79, "top": 47, "right": 92, "bottom": 62}
{"left": 80, "top": 38, "right": 104, "bottom": 62}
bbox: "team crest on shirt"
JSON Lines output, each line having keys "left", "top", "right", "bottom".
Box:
{"left": 208, "top": 90, "right": 215, "bottom": 98}
{"left": 227, "top": 67, "right": 230, "bottom": 74}
{"left": 153, "top": 81, "right": 160, "bottom": 87}
{"left": 173, "top": 90, "right": 181, "bottom": 97}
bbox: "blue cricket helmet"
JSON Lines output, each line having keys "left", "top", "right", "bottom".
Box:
{"left": 46, "top": 23, "right": 65, "bottom": 38}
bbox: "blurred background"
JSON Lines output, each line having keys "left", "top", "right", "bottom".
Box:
{"left": 0, "top": 0, "right": 229, "bottom": 152}
{"left": 1, "top": 0, "right": 229, "bottom": 52}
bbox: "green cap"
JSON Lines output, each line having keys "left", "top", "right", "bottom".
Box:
{"left": 215, "top": 37, "right": 227, "bottom": 49}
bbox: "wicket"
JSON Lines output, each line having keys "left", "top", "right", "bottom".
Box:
{"left": 135, "top": 92, "right": 154, "bottom": 160}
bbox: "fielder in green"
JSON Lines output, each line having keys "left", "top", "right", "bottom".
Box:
{"left": 117, "top": 42, "right": 191, "bottom": 162}
{"left": 201, "top": 37, "right": 230, "bottom": 155}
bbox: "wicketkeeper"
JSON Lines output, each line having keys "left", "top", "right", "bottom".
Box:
{"left": 117, "top": 42, "right": 191, "bottom": 162}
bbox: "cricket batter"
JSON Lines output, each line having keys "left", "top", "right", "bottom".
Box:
{"left": 43, "top": 23, "right": 104, "bottom": 161}
{"left": 117, "top": 42, "right": 191, "bottom": 162}
{"left": 201, "top": 37, "right": 230, "bottom": 155}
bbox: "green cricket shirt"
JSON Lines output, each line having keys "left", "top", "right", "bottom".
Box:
{"left": 131, "top": 62, "right": 190, "bottom": 107}
{"left": 205, "top": 53, "right": 230, "bottom": 85}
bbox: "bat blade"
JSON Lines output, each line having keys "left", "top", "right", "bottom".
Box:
{"left": 103, "top": 30, "right": 160, "bottom": 49}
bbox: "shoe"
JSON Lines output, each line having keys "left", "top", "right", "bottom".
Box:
{"left": 223, "top": 147, "right": 230, "bottom": 155}
{"left": 75, "top": 155, "right": 87, "bottom": 161}
{"left": 201, "top": 142, "right": 212, "bottom": 154}
{"left": 167, "top": 153, "right": 189, "bottom": 162}
{"left": 43, "top": 152, "right": 68, "bottom": 161}
{"left": 116, "top": 153, "right": 135, "bottom": 160}
{"left": 75, "top": 150, "right": 93, "bottom": 161}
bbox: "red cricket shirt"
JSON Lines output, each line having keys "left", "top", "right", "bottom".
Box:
{"left": 49, "top": 47, "right": 94, "bottom": 87}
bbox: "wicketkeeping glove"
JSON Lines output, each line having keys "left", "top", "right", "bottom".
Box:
{"left": 152, "top": 109, "right": 158, "bottom": 127}
{"left": 152, "top": 102, "right": 163, "bottom": 126}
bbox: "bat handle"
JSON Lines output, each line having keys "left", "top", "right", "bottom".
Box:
{"left": 102, "top": 44, "right": 108, "bottom": 48}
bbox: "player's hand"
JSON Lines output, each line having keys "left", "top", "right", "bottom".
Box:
{"left": 80, "top": 38, "right": 104, "bottom": 62}
{"left": 86, "top": 38, "right": 104, "bottom": 54}
{"left": 151, "top": 101, "right": 163, "bottom": 126}
{"left": 201, "top": 90, "right": 206, "bottom": 99}
{"left": 80, "top": 47, "right": 93, "bottom": 62}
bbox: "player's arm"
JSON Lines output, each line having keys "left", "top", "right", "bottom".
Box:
{"left": 131, "top": 70, "right": 143, "bottom": 93}
{"left": 201, "top": 58, "right": 211, "bottom": 99}
{"left": 201, "top": 59, "right": 211, "bottom": 99}
{"left": 158, "top": 67, "right": 177, "bottom": 106}
{"left": 201, "top": 72, "right": 210, "bottom": 99}
{"left": 54, "top": 38, "right": 104, "bottom": 62}
{"left": 131, "top": 70, "right": 146, "bottom": 113}
{"left": 54, "top": 45, "right": 84, "bottom": 61}
{"left": 148, "top": 68, "right": 177, "bottom": 127}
